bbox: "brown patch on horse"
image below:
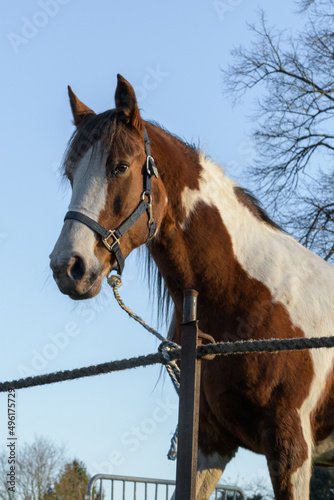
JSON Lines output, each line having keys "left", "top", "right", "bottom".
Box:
{"left": 145, "top": 122, "right": 202, "bottom": 225}
{"left": 150, "top": 198, "right": 314, "bottom": 486}
{"left": 312, "top": 364, "right": 334, "bottom": 455}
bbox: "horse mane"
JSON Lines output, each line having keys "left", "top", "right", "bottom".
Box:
{"left": 234, "top": 186, "right": 282, "bottom": 231}
{"left": 148, "top": 122, "right": 281, "bottom": 232}
{"left": 145, "top": 248, "right": 174, "bottom": 328}
{"left": 147, "top": 121, "right": 201, "bottom": 162}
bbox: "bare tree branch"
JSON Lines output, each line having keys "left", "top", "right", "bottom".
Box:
{"left": 0, "top": 436, "right": 66, "bottom": 500}
{"left": 222, "top": 0, "right": 334, "bottom": 261}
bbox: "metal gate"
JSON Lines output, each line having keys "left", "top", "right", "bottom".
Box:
{"left": 84, "top": 474, "right": 247, "bottom": 500}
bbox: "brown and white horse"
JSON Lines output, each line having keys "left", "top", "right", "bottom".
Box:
{"left": 50, "top": 75, "right": 334, "bottom": 500}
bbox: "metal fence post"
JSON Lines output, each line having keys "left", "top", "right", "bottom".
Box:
{"left": 175, "top": 290, "right": 201, "bottom": 500}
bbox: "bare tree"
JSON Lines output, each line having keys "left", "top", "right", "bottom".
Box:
{"left": 0, "top": 436, "right": 66, "bottom": 500}
{"left": 239, "top": 477, "right": 274, "bottom": 500}
{"left": 222, "top": 0, "right": 334, "bottom": 261}
{"left": 0, "top": 452, "right": 15, "bottom": 500}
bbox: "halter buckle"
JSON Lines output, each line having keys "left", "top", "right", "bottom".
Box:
{"left": 102, "top": 230, "right": 121, "bottom": 252}
{"left": 146, "top": 155, "right": 159, "bottom": 178}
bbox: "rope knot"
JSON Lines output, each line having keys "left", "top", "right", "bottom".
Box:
{"left": 158, "top": 340, "right": 179, "bottom": 363}
{"left": 107, "top": 274, "right": 122, "bottom": 289}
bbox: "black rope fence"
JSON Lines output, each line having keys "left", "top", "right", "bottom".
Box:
{"left": 0, "top": 353, "right": 164, "bottom": 393}
{"left": 2, "top": 335, "right": 334, "bottom": 393}
{"left": 198, "top": 335, "right": 334, "bottom": 357}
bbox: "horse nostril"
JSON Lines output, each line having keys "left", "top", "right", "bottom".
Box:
{"left": 67, "top": 255, "right": 86, "bottom": 281}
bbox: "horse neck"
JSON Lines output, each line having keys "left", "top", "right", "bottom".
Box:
{"left": 146, "top": 123, "right": 281, "bottom": 338}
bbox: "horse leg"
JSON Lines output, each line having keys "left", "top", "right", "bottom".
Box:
{"left": 170, "top": 447, "right": 236, "bottom": 500}
{"left": 262, "top": 416, "right": 311, "bottom": 499}
{"left": 195, "top": 448, "right": 237, "bottom": 499}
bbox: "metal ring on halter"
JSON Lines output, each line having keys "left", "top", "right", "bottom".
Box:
{"left": 141, "top": 191, "right": 154, "bottom": 228}
{"left": 141, "top": 190, "right": 152, "bottom": 203}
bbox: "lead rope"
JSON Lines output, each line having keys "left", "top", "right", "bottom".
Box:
{"left": 107, "top": 274, "right": 179, "bottom": 460}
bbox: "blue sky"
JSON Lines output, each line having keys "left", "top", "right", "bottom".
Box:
{"left": 0, "top": 0, "right": 305, "bottom": 494}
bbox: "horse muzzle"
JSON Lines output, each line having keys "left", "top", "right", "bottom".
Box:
{"left": 49, "top": 250, "right": 105, "bottom": 300}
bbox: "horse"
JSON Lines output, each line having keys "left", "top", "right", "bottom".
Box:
{"left": 49, "top": 74, "right": 334, "bottom": 500}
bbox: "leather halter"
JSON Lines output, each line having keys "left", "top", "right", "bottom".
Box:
{"left": 64, "top": 128, "right": 158, "bottom": 275}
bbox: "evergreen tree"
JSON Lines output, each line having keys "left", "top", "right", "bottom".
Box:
{"left": 44, "top": 459, "right": 101, "bottom": 500}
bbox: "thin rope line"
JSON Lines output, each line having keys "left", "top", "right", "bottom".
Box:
{"left": 107, "top": 274, "right": 181, "bottom": 393}
{"left": 107, "top": 275, "right": 168, "bottom": 342}
{"left": 107, "top": 274, "right": 181, "bottom": 460}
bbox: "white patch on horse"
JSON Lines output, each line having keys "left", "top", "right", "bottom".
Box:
{"left": 182, "top": 153, "right": 334, "bottom": 336}
{"left": 169, "top": 449, "right": 233, "bottom": 500}
{"left": 51, "top": 143, "right": 108, "bottom": 267}
{"left": 69, "top": 143, "right": 108, "bottom": 219}
{"left": 290, "top": 457, "right": 312, "bottom": 499}
{"left": 181, "top": 154, "right": 334, "bottom": 478}
{"left": 195, "top": 449, "right": 235, "bottom": 499}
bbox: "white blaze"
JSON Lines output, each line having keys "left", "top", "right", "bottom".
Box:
{"left": 51, "top": 142, "right": 108, "bottom": 266}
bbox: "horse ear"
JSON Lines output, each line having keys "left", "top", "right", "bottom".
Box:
{"left": 68, "top": 86, "right": 95, "bottom": 126}
{"left": 115, "top": 74, "right": 143, "bottom": 131}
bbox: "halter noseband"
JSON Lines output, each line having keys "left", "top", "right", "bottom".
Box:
{"left": 64, "top": 128, "right": 158, "bottom": 275}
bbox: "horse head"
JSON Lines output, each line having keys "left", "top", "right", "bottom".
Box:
{"left": 49, "top": 75, "right": 167, "bottom": 299}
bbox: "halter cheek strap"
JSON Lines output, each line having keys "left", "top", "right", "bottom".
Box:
{"left": 64, "top": 127, "right": 158, "bottom": 275}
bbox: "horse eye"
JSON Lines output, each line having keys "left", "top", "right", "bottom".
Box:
{"left": 115, "top": 163, "right": 129, "bottom": 175}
